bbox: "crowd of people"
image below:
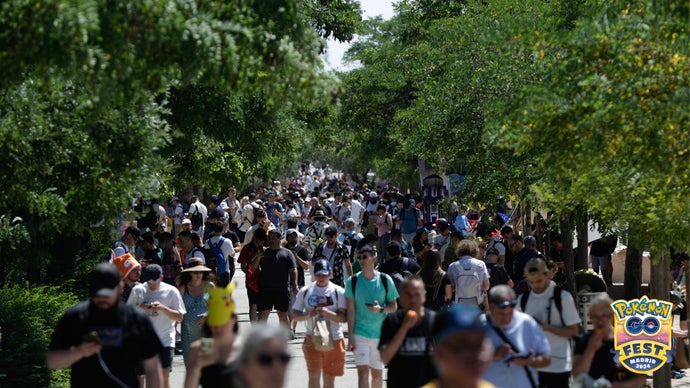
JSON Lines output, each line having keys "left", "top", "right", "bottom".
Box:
{"left": 47, "top": 164, "right": 679, "bottom": 387}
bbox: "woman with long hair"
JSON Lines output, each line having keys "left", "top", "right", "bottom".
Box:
{"left": 411, "top": 227, "right": 432, "bottom": 263}
{"left": 419, "top": 250, "right": 450, "bottom": 311}
{"left": 442, "top": 232, "right": 464, "bottom": 271}
{"left": 178, "top": 258, "right": 215, "bottom": 365}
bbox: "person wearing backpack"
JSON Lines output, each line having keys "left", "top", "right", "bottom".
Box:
{"left": 517, "top": 258, "right": 581, "bottom": 388}
{"left": 345, "top": 245, "right": 399, "bottom": 388}
{"left": 188, "top": 195, "right": 207, "bottom": 238}
{"left": 204, "top": 222, "right": 236, "bottom": 287}
{"left": 339, "top": 218, "right": 364, "bottom": 265}
{"left": 445, "top": 239, "right": 490, "bottom": 310}
{"left": 379, "top": 241, "right": 421, "bottom": 291}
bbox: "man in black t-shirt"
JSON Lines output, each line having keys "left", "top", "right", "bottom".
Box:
{"left": 257, "top": 229, "right": 298, "bottom": 327}
{"left": 379, "top": 241, "right": 421, "bottom": 278}
{"left": 379, "top": 277, "right": 438, "bottom": 387}
{"left": 47, "top": 263, "right": 163, "bottom": 388}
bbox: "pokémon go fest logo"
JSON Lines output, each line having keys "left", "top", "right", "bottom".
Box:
{"left": 611, "top": 296, "right": 673, "bottom": 373}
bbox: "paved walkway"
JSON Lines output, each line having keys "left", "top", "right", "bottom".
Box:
{"left": 170, "top": 262, "right": 363, "bottom": 387}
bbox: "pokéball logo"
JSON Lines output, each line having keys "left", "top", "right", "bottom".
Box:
{"left": 611, "top": 296, "right": 673, "bottom": 374}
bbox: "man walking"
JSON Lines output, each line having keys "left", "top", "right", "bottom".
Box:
{"left": 311, "top": 226, "right": 352, "bottom": 287}
{"left": 345, "top": 245, "right": 399, "bottom": 388}
{"left": 379, "top": 277, "right": 437, "bottom": 387}
{"left": 47, "top": 263, "right": 163, "bottom": 387}
{"left": 484, "top": 285, "right": 551, "bottom": 388}
{"left": 127, "top": 264, "right": 186, "bottom": 388}
{"left": 254, "top": 229, "right": 299, "bottom": 327}
{"left": 293, "top": 259, "right": 348, "bottom": 388}
{"left": 204, "top": 221, "right": 236, "bottom": 286}
{"left": 518, "top": 258, "right": 581, "bottom": 387}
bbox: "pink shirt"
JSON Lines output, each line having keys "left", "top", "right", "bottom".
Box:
{"left": 376, "top": 212, "right": 393, "bottom": 237}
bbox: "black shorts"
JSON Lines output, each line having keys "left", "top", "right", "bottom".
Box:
{"left": 258, "top": 289, "right": 291, "bottom": 312}
{"left": 247, "top": 287, "right": 261, "bottom": 305}
{"left": 159, "top": 346, "right": 174, "bottom": 370}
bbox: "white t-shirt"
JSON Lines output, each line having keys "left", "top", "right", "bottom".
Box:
{"left": 517, "top": 283, "right": 581, "bottom": 373}
{"left": 349, "top": 200, "right": 364, "bottom": 226}
{"left": 293, "top": 282, "right": 347, "bottom": 340}
{"left": 205, "top": 235, "right": 235, "bottom": 273}
{"left": 487, "top": 237, "right": 506, "bottom": 257}
{"left": 127, "top": 282, "right": 186, "bottom": 347}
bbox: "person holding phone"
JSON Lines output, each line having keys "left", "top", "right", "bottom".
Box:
{"left": 47, "top": 263, "right": 163, "bottom": 387}
{"left": 484, "top": 285, "right": 551, "bottom": 388}
{"left": 184, "top": 282, "right": 240, "bottom": 388}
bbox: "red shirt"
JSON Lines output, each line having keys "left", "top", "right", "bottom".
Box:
{"left": 238, "top": 243, "right": 262, "bottom": 292}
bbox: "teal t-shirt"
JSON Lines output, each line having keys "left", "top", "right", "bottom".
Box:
{"left": 345, "top": 271, "right": 399, "bottom": 339}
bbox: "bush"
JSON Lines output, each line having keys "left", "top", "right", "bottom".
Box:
{"left": 0, "top": 283, "right": 78, "bottom": 387}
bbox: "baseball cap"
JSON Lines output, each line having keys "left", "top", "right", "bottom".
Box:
{"left": 524, "top": 258, "right": 548, "bottom": 275}
{"left": 369, "top": 191, "right": 378, "bottom": 198}
{"left": 89, "top": 263, "right": 122, "bottom": 297}
{"left": 286, "top": 228, "right": 299, "bottom": 237}
{"left": 268, "top": 228, "right": 282, "bottom": 237}
{"left": 141, "top": 264, "right": 163, "bottom": 283}
{"left": 432, "top": 304, "right": 488, "bottom": 342}
{"left": 325, "top": 226, "right": 338, "bottom": 237}
{"left": 313, "top": 259, "right": 332, "bottom": 275}
{"left": 181, "top": 218, "right": 192, "bottom": 225}
{"left": 125, "top": 226, "right": 143, "bottom": 241}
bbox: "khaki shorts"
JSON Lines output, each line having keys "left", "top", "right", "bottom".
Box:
{"left": 303, "top": 337, "right": 346, "bottom": 376}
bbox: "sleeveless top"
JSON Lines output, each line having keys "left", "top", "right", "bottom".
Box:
{"left": 200, "top": 361, "right": 238, "bottom": 388}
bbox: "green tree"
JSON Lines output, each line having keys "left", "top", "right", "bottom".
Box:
{"left": 0, "top": 0, "right": 361, "bottom": 284}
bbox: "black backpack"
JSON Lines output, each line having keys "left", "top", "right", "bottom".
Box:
{"left": 389, "top": 257, "right": 413, "bottom": 290}
{"left": 138, "top": 206, "right": 158, "bottom": 231}
{"left": 190, "top": 204, "right": 204, "bottom": 230}
{"left": 340, "top": 232, "right": 359, "bottom": 262}
{"left": 191, "top": 247, "right": 217, "bottom": 273}
{"left": 520, "top": 285, "right": 566, "bottom": 327}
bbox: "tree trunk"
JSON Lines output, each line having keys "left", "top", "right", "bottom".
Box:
{"left": 575, "top": 207, "right": 589, "bottom": 270}
{"left": 651, "top": 249, "right": 671, "bottom": 388}
{"left": 623, "top": 230, "right": 643, "bottom": 300}
{"left": 560, "top": 213, "right": 577, "bottom": 295}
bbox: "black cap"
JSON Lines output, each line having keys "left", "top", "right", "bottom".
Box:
{"left": 89, "top": 263, "right": 121, "bottom": 297}
{"left": 325, "top": 226, "right": 338, "bottom": 237}
{"left": 141, "top": 264, "right": 163, "bottom": 283}
{"left": 125, "top": 226, "right": 143, "bottom": 241}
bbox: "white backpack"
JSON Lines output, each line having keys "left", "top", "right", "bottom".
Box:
{"left": 454, "top": 260, "right": 482, "bottom": 305}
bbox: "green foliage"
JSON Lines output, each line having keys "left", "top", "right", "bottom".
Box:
{"left": 302, "top": 0, "right": 362, "bottom": 44}
{"left": 0, "top": 283, "right": 78, "bottom": 387}
{"left": 492, "top": 0, "right": 690, "bottom": 250}
{"left": 0, "top": 0, "right": 360, "bottom": 283}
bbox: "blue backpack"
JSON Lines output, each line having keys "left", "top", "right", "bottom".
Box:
{"left": 205, "top": 237, "right": 228, "bottom": 273}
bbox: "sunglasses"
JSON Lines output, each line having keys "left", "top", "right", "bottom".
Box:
{"left": 495, "top": 300, "right": 517, "bottom": 309}
{"left": 256, "top": 353, "right": 291, "bottom": 366}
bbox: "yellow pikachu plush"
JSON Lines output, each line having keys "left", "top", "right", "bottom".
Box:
{"left": 206, "top": 282, "right": 236, "bottom": 327}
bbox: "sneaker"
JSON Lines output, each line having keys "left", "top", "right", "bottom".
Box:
{"left": 672, "top": 370, "right": 685, "bottom": 379}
